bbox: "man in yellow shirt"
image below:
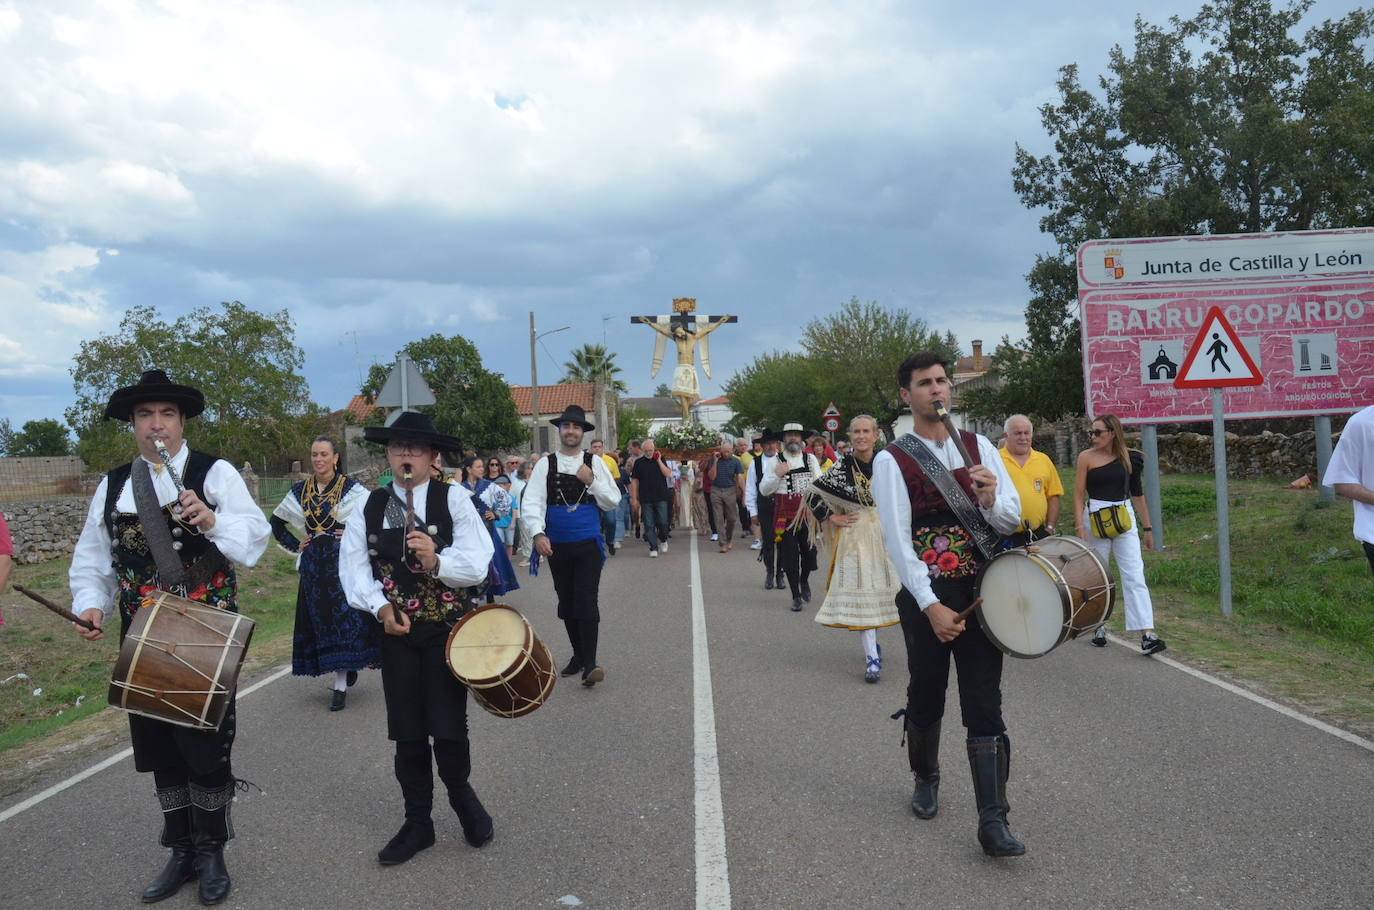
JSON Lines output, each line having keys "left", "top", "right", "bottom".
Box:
{"left": 998, "top": 414, "right": 1062, "bottom": 548}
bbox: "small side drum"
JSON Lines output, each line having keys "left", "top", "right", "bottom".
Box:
{"left": 445, "top": 603, "right": 556, "bottom": 718}
{"left": 973, "top": 535, "right": 1115, "bottom": 659}
{"left": 109, "top": 591, "right": 255, "bottom": 730}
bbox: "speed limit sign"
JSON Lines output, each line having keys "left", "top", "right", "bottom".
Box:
{"left": 823, "top": 416, "right": 840, "bottom": 432}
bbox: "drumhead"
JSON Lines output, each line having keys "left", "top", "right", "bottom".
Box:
{"left": 447, "top": 606, "right": 529, "bottom": 683}
{"left": 977, "top": 550, "right": 1068, "bottom": 658}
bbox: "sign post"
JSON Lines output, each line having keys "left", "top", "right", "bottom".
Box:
{"left": 821, "top": 401, "right": 842, "bottom": 436}
{"left": 374, "top": 353, "right": 437, "bottom": 414}
{"left": 1174, "top": 307, "right": 1265, "bottom": 617}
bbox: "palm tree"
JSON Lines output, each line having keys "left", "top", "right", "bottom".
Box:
{"left": 561, "top": 343, "right": 628, "bottom": 394}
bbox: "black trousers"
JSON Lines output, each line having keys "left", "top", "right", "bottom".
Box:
{"left": 1365, "top": 541, "right": 1374, "bottom": 575}
{"left": 702, "top": 489, "right": 718, "bottom": 533}
{"left": 380, "top": 621, "right": 470, "bottom": 742}
{"left": 895, "top": 578, "right": 1005, "bottom": 737}
{"left": 755, "top": 497, "right": 777, "bottom": 574}
{"left": 777, "top": 526, "right": 816, "bottom": 597}
{"left": 550, "top": 538, "right": 604, "bottom": 668}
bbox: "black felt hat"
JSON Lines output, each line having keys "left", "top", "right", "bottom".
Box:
{"left": 363, "top": 410, "right": 461, "bottom": 453}
{"left": 103, "top": 369, "right": 205, "bottom": 422}
{"left": 549, "top": 404, "right": 595, "bottom": 432}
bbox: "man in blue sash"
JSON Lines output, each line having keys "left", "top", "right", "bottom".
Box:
{"left": 520, "top": 405, "right": 622, "bottom": 686}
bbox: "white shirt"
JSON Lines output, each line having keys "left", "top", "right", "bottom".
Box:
{"left": 873, "top": 432, "right": 1022, "bottom": 610}
{"left": 69, "top": 445, "right": 271, "bottom": 619}
{"left": 744, "top": 452, "right": 779, "bottom": 514}
{"left": 340, "top": 479, "right": 495, "bottom": 618}
{"left": 271, "top": 477, "right": 369, "bottom": 564}
{"left": 519, "top": 451, "right": 622, "bottom": 538}
{"left": 758, "top": 452, "right": 821, "bottom": 498}
{"left": 1323, "top": 404, "right": 1374, "bottom": 544}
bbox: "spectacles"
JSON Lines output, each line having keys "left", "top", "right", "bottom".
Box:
{"left": 386, "top": 443, "right": 429, "bottom": 455}
{"left": 488, "top": 460, "right": 500, "bottom": 466}
{"left": 1089, "top": 429, "right": 1109, "bottom": 437}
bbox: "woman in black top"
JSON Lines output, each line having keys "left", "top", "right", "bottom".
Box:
{"left": 1073, "top": 414, "right": 1166, "bottom": 655}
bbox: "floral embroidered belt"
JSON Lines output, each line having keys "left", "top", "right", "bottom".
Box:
{"left": 912, "top": 525, "right": 979, "bottom": 581}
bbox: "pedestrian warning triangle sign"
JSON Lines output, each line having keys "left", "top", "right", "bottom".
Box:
{"left": 1174, "top": 306, "right": 1264, "bottom": 388}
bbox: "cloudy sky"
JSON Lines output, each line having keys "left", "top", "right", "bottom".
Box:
{"left": 1, "top": 0, "right": 1361, "bottom": 431}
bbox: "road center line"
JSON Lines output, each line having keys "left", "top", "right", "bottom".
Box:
{"left": 690, "top": 529, "right": 731, "bottom": 909}
{"left": 0, "top": 664, "right": 293, "bottom": 825}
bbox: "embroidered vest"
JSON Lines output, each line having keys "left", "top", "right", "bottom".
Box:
{"left": 103, "top": 451, "right": 237, "bottom": 623}
{"left": 887, "top": 430, "right": 985, "bottom": 581}
{"left": 545, "top": 452, "right": 596, "bottom": 506}
{"left": 363, "top": 483, "right": 462, "bottom": 623}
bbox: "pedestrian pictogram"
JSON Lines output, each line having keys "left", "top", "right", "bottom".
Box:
{"left": 1174, "top": 307, "right": 1264, "bottom": 388}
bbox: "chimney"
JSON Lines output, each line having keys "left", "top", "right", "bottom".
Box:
{"left": 972, "top": 339, "right": 983, "bottom": 372}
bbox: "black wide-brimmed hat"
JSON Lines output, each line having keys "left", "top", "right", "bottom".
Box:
{"left": 364, "top": 410, "right": 461, "bottom": 453}
{"left": 549, "top": 404, "right": 594, "bottom": 432}
{"left": 103, "top": 369, "right": 205, "bottom": 422}
{"left": 757, "top": 428, "right": 782, "bottom": 443}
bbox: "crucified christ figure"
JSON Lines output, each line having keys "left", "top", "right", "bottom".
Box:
{"left": 630, "top": 302, "right": 737, "bottom": 421}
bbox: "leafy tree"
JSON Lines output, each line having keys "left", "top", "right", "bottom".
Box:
{"left": 799, "top": 298, "right": 959, "bottom": 440}
{"left": 0, "top": 418, "right": 13, "bottom": 455}
{"left": 8, "top": 418, "right": 72, "bottom": 456}
{"left": 617, "top": 404, "right": 652, "bottom": 449}
{"left": 993, "top": 0, "right": 1374, "bottom": 419}
{"left": 362, "top": 334, "right": 526, "bottom": 453}
{"left": 653, "top": 383, "right": 672, "bottom": 398}
{"left": 67, "top": 302, "right": 329, "bottom": 471}
{"left": 722, "top": 351, "right": 823, "bottom": 437}
{"left": 561, "top": 343, "right": 628, "bottom": 394}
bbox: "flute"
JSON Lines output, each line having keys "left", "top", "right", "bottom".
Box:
{"left": 933, "top": 403, "right": 974, "bottom": 470}
{"left": 402, "top": 462, "right": 418, "bottom": 569}
{"left": 153, "top": 438, "right": 203, "bottom": 537}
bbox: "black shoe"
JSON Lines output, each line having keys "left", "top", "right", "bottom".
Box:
{"left": 581, "top": 666, "right": 605, "bottom": 687}
{"left": 141, "top": 848, "right": 196, "bottom": 903}
{"left": 764, "top": 574, "right": 775, "bottom": 590}
{"left": 906, "top": 719, "right": 940, "bottom": 820}
{"left": 1091, "top": 628, "right": 1107, "bottom": 647}
{"left": 330, "top": 689, "right": 347, "bottom": 711}
{"left": 193, "top": 846, "right": 231, "bottom": 905}
{"left": 450, "top": 784, "right": 494, "bottom": 848}
{"left": 967, "top": 736, "right": 1026, "bottom": 857}
{"left": 378, "top": 820, "right": 436, "bottom": 865}
{"left": 560, "top": 656, "right": 583, "bottom": 677}
{"left": 800, "top": 582, "right": 811, "bottom": 603}
{"left": 1141, "top": 635, "right": 1167, "bottom": 656}
{"left": 791, "top": 597, "right": 803, "bottom": 611}
{"left": 775, "top": 572, "right": 785, "bottom": 589}
{"left": 346, "top": 670, "right": 358, "bottom": 687}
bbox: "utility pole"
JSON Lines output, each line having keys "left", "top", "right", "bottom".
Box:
{"left": 529, "top": 312, "right": 539, "bottom": 452}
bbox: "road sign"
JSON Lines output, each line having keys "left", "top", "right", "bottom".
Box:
{"left": 821, "top": 401, "right": 841, "bottom": 418}
{"left": 823, "top": 416, "right": 840, "bottom": 433}
{"left": 374, "top": 354, "right": 436, "bottom": 409}
{"left": 1078, "top": 227, "right": 1374, "bottom": 423}
{"left": 1174, "top": 307, "right": 1264, "bottom": 388}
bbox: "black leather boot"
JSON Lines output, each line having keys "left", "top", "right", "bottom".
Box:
{"left": 906, "top": 719, "right": 940, "bottom": 820}
{"left": 380, "top": 740, "right": 436, "bottom": 865}
{"left": 450, "top": 783, "right": 495, "bottom": 848}
{"left": 966, "top": 735, "right": 1026, "bottom": 857}
{"left": 189, "top": 782, "right": 235, "bottom": 904}
{"left": 142, "top": 786, "right": 195, "bottom": 903}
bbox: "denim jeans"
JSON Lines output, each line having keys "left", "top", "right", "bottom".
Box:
{"left": 639, "top": 500, "right": 671, "bottom": 549}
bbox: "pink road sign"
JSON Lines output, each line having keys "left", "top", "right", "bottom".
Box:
{"left": 1078, "top": 228, "right": 1374, "bottom": 424}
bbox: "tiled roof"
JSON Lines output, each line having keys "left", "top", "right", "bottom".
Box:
{"left": 697, "top": 396, "right": 730, "bottom": 406}
{"left": 343, "top": 395, "right": 379, "bottom": 420}
{"left": 508, "top": 383, "right": 597, "bottom": 417}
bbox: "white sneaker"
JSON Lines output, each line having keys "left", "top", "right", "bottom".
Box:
{"left": 750, "top": 539, "right": 762, "bottom": 550}
{"left": 649, "top": 549, "right": 658, "bottom": 558}
{"left": 659, "top": 542, "right": 668, "bottom": 553}
{"left": 709, "top": 533, "right": 719, "bottom": 541}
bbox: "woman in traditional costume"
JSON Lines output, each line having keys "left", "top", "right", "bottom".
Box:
{"left": 805, "top": 415, "right": 901, "bottom": 682}
{"left": 271, "top": 436, "right": 380, "bottom": 710}
{"left": 458, "top": 454, "right": 519, "bottom": 601}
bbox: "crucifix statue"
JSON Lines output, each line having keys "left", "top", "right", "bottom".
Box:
{"left": 630, "top": 298, "right": 738, "bottom": 421}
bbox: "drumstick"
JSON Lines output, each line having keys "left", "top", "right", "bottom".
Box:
{"left": 952, "top": 597, "right": 982, "bottom": 624}
{"left": 13, "top": 584, "right": 98, "bottom": 631}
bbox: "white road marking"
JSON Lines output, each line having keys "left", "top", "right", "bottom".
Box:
{"left": 0, "top": 664, "right": 293, "bottom": 824}
{"left": 1103, "top": 633, "right": 1374, "bottom": 753}
{"left": 690, "top": 530, "right": 731, "bottom": 909}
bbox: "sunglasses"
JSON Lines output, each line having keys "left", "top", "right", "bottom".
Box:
{"left": 1089, "top": 429, "right": 1110, "bottom": 437}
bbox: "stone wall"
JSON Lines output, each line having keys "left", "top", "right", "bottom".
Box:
{"left": 0, "top": 496, "right": 90, "bottom": 565}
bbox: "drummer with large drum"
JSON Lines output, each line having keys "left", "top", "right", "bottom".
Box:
{"left": 872, "top": 352, "right": 1028, "bottom": 858}
{"left": 338, "top": 410, "right": 497, "bottom": 866}
{"left": 69, "top": 369, "right": 271, "bottom": 905}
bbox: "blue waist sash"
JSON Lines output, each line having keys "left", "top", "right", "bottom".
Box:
{"left": 545, "top": 503, "right": 602, "bottom": 544}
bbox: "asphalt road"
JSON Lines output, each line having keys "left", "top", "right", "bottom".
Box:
{"left": 2, "top": 527, "right": 1371, "bottom": 909}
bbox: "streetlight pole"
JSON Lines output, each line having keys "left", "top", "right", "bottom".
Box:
{"left": 528, "top": 312, "right": 570, "bottom": 453}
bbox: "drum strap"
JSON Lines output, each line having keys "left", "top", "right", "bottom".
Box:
{"left": 889, "top": 434, "right": 999, "bottom": 562}
{"left": 131, "top": 458, "right": 188, "bottom": 589}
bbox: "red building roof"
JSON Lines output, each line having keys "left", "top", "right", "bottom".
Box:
{"left": 341, "top": 394, "right": 379, "bottom": 421}
{"left": 696, "top": 395, "right": 729, "bottom": 406}
{"left": 508, "top": 383, "right": 597, "bottom": 417}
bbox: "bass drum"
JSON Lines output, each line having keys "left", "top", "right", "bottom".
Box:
{"left": 973, "top": 535, "right": 1115, "bottom": 659}
{"left": 445, "top": 603, "right": 556, "bottom": 718}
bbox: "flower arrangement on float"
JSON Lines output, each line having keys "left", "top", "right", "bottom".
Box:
{"left": 652, "top": 421, "right": 720, "bottom": 460}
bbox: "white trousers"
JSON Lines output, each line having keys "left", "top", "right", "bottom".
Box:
{"left": 1082, "top": 500, "right": 1156, "bottom": 633}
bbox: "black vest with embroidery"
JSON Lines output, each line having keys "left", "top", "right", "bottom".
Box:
{"left": 363, "top": 482, "right": 462, "bottom": 623}
{"left": 102, "top": 451, "right": 237, "bottom": 622}
{"left": 546, "top": 452, "right": 597, "bottom": 507}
